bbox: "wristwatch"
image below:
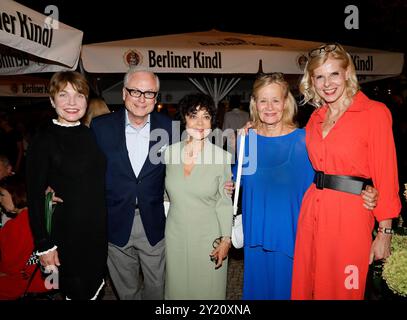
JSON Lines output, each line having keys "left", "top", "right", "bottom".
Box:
{"left": 377, "top": 227, "right": 394, "bottom": 234}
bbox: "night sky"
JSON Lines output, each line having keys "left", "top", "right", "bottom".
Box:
{"left": 15, "top": 0, "right": 407, "bottom": 54}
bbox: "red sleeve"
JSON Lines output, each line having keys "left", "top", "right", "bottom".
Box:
{"left": 0, "top": 209, "right": 34, "bottom": 274}
{"left": 367, "top": 102, "right": 401, "bottom": 221}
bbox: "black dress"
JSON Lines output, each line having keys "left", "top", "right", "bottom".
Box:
{"left": 26, "top": 121, "right": 107, "bottom": 299}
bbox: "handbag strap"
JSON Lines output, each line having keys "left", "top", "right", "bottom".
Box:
{"left": 21, "top": 263, "right": 40, "bottom": 297}
{"left": 233, "top": 133, "right": 245, "bottom": 217}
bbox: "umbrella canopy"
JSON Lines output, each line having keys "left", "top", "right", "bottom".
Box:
{"left": 82, "top": 30, "right": 404, "bottom": 106}
{"left": 0, "top": 74, "right": 49, "bottom": 97}
{"left": 81, "top": 29, "right": 403, "bottom": 76}
{"left": 0, "top": 0, "right": 83, "bottom": 75}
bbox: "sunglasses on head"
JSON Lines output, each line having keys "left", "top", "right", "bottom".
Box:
{"left": 308, "top": 43, "right": 339, "bottom": 58}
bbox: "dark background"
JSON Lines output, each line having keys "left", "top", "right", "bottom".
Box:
{"left": 4, "top": 1, "right": 407, "bottom": 231}
{"left": 16, "top": 0, "right": 407, "bottom": 53}
{"left": 8, "top": 0, "right": 407, "bottom": 121}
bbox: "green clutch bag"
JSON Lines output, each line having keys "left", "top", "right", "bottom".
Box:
{"left": 44, "top": 191, "right": 55, "bottom": 235}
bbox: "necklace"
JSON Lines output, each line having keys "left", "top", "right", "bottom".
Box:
{"left": 326, "top": 112, "right": 343, "bottom": 125}
{"left": 324, "top": 118, "right": 337, "bottom": 126}
{"left": 326, "top": 105, "right": 349, "bottom": 125}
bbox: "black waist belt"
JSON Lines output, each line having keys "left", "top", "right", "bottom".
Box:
{"left": 313, "top": 171, "right": 373, "bottom": 195}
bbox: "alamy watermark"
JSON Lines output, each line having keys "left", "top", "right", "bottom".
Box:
{"left": 44, "top": 5, "right": 59, "bottom": 29}
{"left": 147, "top": 123, "right": 258, "bottom": 175}
{"left": 344, "top": 265, "right": 360, "bottom": 290}
{"left": 344, "top": 5, "right": 359, "bottom": 30}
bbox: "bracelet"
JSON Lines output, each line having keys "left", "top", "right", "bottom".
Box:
{"left": 377, "top": 227, "right": 394, "bottom": 235}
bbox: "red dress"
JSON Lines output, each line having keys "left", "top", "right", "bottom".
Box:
{"left": 0, "top": 209, "right": 49, "bottom": 299}
{"left": 291, "top": 92, "right": 401, "bottom": 300}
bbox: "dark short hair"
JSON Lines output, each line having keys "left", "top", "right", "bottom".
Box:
{"left": 178, "top": 93, "right": 216, "bottom": 128}
{"left": 1, "top": 175, "right": 27, "bottom": 208}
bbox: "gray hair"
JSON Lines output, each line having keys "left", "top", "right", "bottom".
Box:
{"left": 123, "top": 66, "right": 160, "bottom": 91}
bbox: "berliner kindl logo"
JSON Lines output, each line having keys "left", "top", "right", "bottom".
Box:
{"left": 297, "top": 54, "right": 308, "bottom": 71}
{"left": 124, "top": 49, "right": 142, "bottom": 67}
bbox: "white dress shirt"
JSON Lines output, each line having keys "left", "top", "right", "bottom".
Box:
{"left": 125, "top": 111, "right": 150, "bottom": 177}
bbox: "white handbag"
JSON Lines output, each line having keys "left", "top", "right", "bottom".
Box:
{"left": 164, "top": 200, "right": 170, "bottom": 217}
{"left": 231, "top": 134, "right": 245, "bottom": 249}
{"left": 163, "top": 190, "right": 170, "bottom": 217}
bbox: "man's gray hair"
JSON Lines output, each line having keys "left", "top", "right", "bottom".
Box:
{"left": 123, "top": 66, "right": 160, "bottom": 91}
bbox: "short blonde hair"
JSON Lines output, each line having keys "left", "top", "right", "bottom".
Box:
{"left": 300, "top": 43, "right": 359, "bottom": 107}
{"left": 249, "top": 73, "right": 298, "bottom": 130}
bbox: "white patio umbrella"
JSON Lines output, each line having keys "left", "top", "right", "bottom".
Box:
{"left": 81, "top": 30, "right": 404, "bottom": 105}
{"left": 0, "top": 0, "right": 83, "bottom": 75}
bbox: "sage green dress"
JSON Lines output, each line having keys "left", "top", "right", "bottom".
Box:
{"left": 164, "top": 140, "right": 233, "bottom": 300}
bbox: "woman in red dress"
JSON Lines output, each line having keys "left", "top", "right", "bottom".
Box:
{"left": 0, "top": 178, "right": 48, "bottom": 299}
{"left": 291, "top": 43, "right": 401, "bottom": 299}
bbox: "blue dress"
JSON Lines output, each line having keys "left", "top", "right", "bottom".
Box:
{"left": 234, "top": 128, "right": 314, "bottom": 299}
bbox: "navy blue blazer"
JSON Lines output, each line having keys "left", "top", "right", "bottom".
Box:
{"left": 91, "top": 108, "right": 173, "bottom": 247}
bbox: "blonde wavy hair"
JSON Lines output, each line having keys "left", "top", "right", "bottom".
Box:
{"left": 249, "top": 73, "right": 298, "bottom": 130}
{"left": 299, "top": 43, "right": 359, "bottom": 108}
{"left": 82, "top": 97, "right": 111, "bottom": 127}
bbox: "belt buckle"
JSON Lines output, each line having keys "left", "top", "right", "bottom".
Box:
{"left": 315, "top": 171, "right": 325, "bottom": 190}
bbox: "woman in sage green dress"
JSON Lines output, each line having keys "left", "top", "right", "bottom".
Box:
{"left": 164, "top": 93, "right": 233, "bottom": 300}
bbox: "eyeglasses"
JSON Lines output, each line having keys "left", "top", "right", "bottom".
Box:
{"left": 308, "top": 43, "right": 338, "bottom": 58}
{"left": 125, "top": 87, "right": 158, "bottom": 99}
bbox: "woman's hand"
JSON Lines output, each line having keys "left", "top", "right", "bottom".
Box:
{"left": 210, "top": 237, "right": 231, "bottom": 269}
{"left": 237, "top": 121, "right": 253, "bottom": 136}
{"left": 361, "top": 185, "right": 378, "bottom": 210}
{"left": 45, "top": 186, "right": 63, "bottom": 204}
{"left": 369, "top": 232, "right": 392, "bottom": 264}
{"left": 224, "top": 181, "right": 235, "bottom": 197}
{"left": 39, "top": 249, "right": 61, "bottom": 268}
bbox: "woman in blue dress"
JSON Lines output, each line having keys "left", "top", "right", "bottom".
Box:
{"left": 235, "top": 73, "right": 315, "bottom": 299}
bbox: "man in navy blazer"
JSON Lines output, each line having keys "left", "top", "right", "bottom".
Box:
{"left": 91, "top": 67, "right": 172, "bottom": 300}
